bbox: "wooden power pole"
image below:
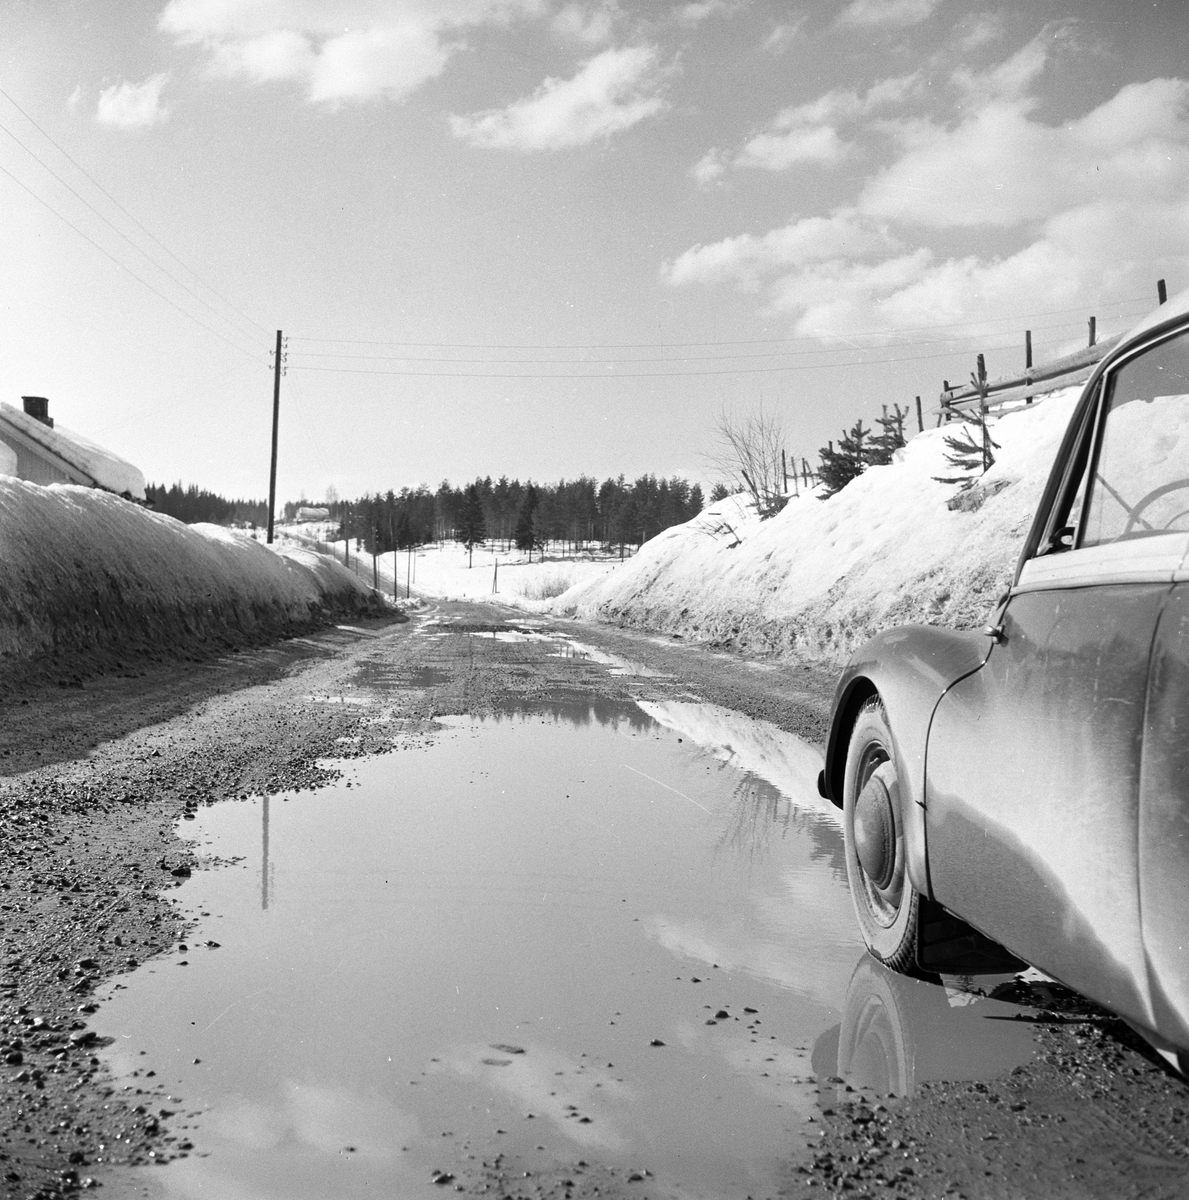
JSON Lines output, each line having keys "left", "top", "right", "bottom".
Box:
{"left": 266, "top": 329, "right": 283, "bottom": 544}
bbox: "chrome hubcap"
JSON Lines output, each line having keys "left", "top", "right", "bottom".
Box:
{"left": 854, "top": 771, "right": 895, "bottom": 888}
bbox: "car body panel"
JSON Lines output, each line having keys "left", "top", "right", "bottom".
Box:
{"left": 925, "top": 583, "right": 1168, "bottom": 1030}
{"left": 1140, "top": 583, "right": 1189, "bottom": 1050}
{"left": 820, "top": 625, "right": 992, "bottom": 896}
{"left": 821, "top": 289, "right": 1189, "bottom": 1054}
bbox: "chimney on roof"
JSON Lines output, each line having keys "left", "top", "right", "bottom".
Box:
{"left": 21, "top": 396, "right": 53, "bottom": 428}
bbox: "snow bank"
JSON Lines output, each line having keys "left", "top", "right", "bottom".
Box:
{"left": 0, "top": 480, "right": 385, "bottom": 677}
{"left": 547, "top": 390, "right": 1080, "bottom": 665}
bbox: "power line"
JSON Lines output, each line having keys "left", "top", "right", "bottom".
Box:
{"left": 287, "top": 295, "right": 1153, "bottom": 352}
{"left": 289, "top": 341, "right": 1072, "bottom": 380}
{"left": 0, "top": 87, "right": 271, "bottom": 340}
{"left": 0, "top": 114, "right": 266, "bottom": 348}
{"left": 0, "top": 160, "right": 261, "bottom": 358}
{"left": 285, "top": 315, "right": 1114, "bottom": 367}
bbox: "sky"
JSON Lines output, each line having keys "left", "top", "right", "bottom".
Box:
{"left": 2, "top": 0, "right": 1188, "bottom": 504}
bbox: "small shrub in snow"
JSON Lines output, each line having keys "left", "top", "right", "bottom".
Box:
{"left": 517, "top": 571, "right": 574, "bottom": 600}
{"left": 933, "top": 421, "right": 1001, "bottom": 492}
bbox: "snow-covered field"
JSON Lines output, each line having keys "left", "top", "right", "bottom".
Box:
{"left": 277, "top": 527, "right": 623, "bottom": 611}
{"left": 0, "top": 480, "right": 382, "bottom": 674}
{"left": 542, "top": 390, "right": 1080, "bottom": 665}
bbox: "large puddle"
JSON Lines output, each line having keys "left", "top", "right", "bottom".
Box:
{"left": 92, "top": 694, "right": 1036, "bottom": 1198}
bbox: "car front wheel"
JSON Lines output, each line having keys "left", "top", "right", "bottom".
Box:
{"left": 843, "top": 697, "right": 920, "bottom": 974}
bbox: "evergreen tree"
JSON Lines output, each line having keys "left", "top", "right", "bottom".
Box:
{"left": 867, "top": 404, "right": 909, "bottom": 466}
{"left": 514, "top": 484, "right": 539, "bottom": 559}
{"left": 817, "top": 420, "right": 870, "bottom": 499}
{"left": 457, "top": 483, "right": 487, "bottom": 567}
{"left": 933, "top": 423, "right": 1001, "bottom": 490}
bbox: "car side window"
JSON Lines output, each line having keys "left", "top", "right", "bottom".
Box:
{"left": 1080, "top": 329, "right": 1189, "bottom": 547}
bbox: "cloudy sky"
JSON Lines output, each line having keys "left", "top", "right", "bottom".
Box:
{"left": 2, "top": 0, "right": 1187, "bottom": 501}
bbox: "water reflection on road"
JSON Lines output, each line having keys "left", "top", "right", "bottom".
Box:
{"left": 92, "top": 690, "right": 1035, "bottom": 1200}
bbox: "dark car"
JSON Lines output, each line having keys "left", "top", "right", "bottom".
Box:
{"left": 817, "top": 290, "right": 1189, "bottom": 1071}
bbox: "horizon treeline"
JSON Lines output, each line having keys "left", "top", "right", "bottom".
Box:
{"left": 286, "top": 474, "right": 705, "bottom": 554}
{"left": 145, "top": 482, "right": 268, "bottom": 526}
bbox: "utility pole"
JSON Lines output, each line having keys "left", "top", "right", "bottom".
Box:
{"left": 267, "top": 329, "right": 284, "bottom": 544}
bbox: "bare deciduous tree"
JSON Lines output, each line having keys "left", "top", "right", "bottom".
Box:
{"left": 703, "top": 403, "right": 790, "bottom": 519}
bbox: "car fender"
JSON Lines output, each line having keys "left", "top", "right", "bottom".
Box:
{"left": 818, "top": 624, "right": 992, "bottom": 898}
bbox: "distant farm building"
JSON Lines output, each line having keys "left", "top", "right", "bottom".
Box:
{"left": 0, "top": 396, "right": 145, "bottom": 500}
{"left": 296, "top": 506, "right": 330, "bottom": 523}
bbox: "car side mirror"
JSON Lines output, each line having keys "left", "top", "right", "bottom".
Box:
{"left": 983, "top": 590, "right": 1010, "bottom": 642}
{"left": 1038, "top": 525, "right": 1075, "bottom": 556}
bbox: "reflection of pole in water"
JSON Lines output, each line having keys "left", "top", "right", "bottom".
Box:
{"left": 262, "top": 794, "right": 270, "bottom": 910}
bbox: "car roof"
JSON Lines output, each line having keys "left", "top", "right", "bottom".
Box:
{"left": 1119, "top": 285, "right": 1189, "bottom": 345}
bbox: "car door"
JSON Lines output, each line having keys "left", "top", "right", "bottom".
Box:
{"left": 925, "top": 322, "right": 1189, "bottom": 1030}
{"left": 1139, "top": 574, "right": 1189, "bottom": 1059}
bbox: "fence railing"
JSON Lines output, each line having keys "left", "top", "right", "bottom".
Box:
{"left": 936, "top": 278, "right": 1170, "bottom": 423}
{"left": 938, "top": 333, "right": 1121, "bottom": 421}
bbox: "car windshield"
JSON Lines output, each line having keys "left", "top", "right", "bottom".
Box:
{"left": 1081, "top": 328, "right": 1189, "bottom": 546}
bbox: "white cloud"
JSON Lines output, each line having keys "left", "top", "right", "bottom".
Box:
{"left": 734, "top": 99, "right": 855, "bottom": 170}
{"left": 957, "top": 10, "right": 1005, "bottom": 51}
{"left": 761, "top": 19, "right": 807, "bottom": 54}
{"left": 209, "top": 29, "right": 315, "bottom": 83}
{"left": 674, "top": 0, "right": 744, "bottom": 24}
{"left": 695, "top": 74, "right": 920, "bottom": 183}
{"left": 308, "top": 21, "right": 451, "bottom": 103}
{"left": 159, "top": 0, "right": 543, "bottom": 105}
{"left": 834, "top": 0, "right": 944, "bottom": 31}
{"left": 95, "top": 73, "right": 170, "bottom": 127}
{"left": 668, "top": 34, "right": 1189, "bottom": 341}
{"left": 66, "top": 84, "right": 83, "bottom": 112}
{"left": 665, "top": 210, "right": 903, "bottom": 290}
{"left": 861, "top": 75, "right": 1189, "bottom": 229}
{"left": 551, "top": 2, "right": 618, "bottom": 44}
{"left": 692, "top": 148, "right": 727, "bottom": 185}
{"left": 449, "top": 45, "right": 668, "bottom": 151}
{"left": 774, "top": 201, "right": 1189, "bottom": 340}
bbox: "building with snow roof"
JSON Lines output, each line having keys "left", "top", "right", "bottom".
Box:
{"left": 0, "top": 396, "right": 145, "bottom": 501}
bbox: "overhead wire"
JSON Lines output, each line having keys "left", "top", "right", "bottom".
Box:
{"left": 0, "top": 87, "right": 272, "bottom": 342}
{"left": 0, "top": 159, "right": 261, "bottom": 359}
{"left": 288, "top": 341, "right": 1072, "bottom": 380}
{"left": 286, "top": 314, "right": 1120, "bottom": 366}
{"left": 286, "top": 294, "right": 1154, "bottom": 352}
{"left": 0, "top": 118, "right": 267, "bottom": 353}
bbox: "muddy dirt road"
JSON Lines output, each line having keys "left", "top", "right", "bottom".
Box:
{"left": 1, "top": 602, "right": 1187, "bottom": 1200}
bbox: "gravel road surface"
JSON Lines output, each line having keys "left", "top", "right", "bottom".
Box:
{"left": 0, "top": 602, "right": 1186, "bottom": 1200}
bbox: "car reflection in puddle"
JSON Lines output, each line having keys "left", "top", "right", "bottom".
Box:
{"left": 815, "top": 956, "right": 1035, "bottom": 1101}
{"left": 90, "top": 695, "right": 1038, "bottom": 1200}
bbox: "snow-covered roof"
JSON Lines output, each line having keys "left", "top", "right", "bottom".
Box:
{"left": 0, "top": 403, "right": 145, "bottom": 500}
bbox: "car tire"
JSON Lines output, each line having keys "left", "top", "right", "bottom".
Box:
{"left": 843, "top": 697, "right": 920, "bottom": 974}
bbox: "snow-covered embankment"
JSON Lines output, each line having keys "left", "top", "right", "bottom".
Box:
{"left": 548, "top": 390, "right": 1078, "bottom": 665}
{"left": 0, "top": 480, "right": 385, "bottom": 676}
